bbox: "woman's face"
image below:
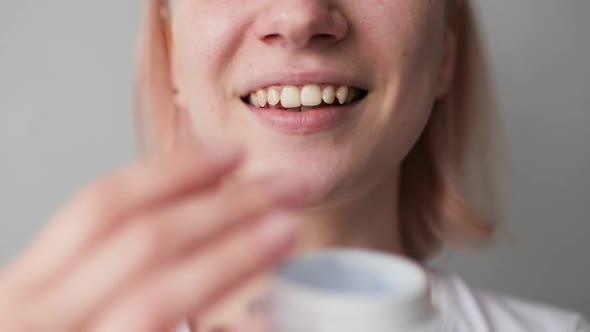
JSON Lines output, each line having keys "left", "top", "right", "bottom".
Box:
{"left": 169, "top": 0, "right": 452, "bottom": 205}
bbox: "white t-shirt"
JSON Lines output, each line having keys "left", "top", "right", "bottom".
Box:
{"left": 174, "top": 269, "right": 589, "bottom": 332}
{"left": 429, "top": 269, "right": 589, "bottom": 331}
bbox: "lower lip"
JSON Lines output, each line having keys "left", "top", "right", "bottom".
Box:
{"left": 247, "top": 102, "right": 362, "bottom": 134}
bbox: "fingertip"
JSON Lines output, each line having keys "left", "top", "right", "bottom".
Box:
{"left": 259, "top": 175, "right": 310, "bottom": 208}
{"left": 202, "top": 142, "right": 244, "bottom": 168}
{"left": 255, "top": 211, "right": 299, "bottom": 253}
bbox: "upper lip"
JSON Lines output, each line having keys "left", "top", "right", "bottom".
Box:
{"left": 238, "top": 70, "right": 370, "bottom": 97}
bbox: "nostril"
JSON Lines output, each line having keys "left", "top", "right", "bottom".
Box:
{"left": 263, "top": 32, "right": 335, "bottom": 48}
{"left": 310, "top": 33, "right": 338, "bottom": 45}
{"left": 254, "top": 3, "right": 349, "bottom": 50}
{"left": 263, "top": 33, "right": 283, "bottom": 44}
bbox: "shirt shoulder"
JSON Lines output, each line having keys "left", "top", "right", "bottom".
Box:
{"left": 429, "top": 269, "right": 589, "bottom": 332}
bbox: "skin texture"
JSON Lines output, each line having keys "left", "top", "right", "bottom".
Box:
{"left": 171, "top": 0, "right": 450, "bottom": 205}
{"left": 168, "top": 0, "right": 455, "bottom": 262}
{"left": 0, "top": 1, "right": 456, "bottom": 332}
{"left": 164, "top": 0, "right": 456, "bottom": 329}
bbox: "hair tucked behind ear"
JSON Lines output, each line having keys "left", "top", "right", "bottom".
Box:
{"left": 399, "top": 0, "right": 498, "bottom": 261}
{"left": 134, "top": 0, "right": 498, "bottom": 261}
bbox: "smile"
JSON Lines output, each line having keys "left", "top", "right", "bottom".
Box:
{"left": 242, "top": 84, "right": 368, "bottom": 112}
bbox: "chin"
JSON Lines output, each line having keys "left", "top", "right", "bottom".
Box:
{"left": 235, "top": 150, "right": 353, "bottom": 207}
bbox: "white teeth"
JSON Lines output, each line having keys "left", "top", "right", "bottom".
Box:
{"left": 249, "top": 92, "right": 259, "bottom": 107}
{"left": 257, "top": 89, "right": 267, "bottom": 107}
{"left": 267, "top": 87, "right": 280, "bottom": 106}
{"left": 247, "top": 85, "right": 361, "bottom": 108}
{"left": 322, "top": 86, "right": 336, "bottom": 104}
{"left": 301, "top": 84, "right": 322, "bottom": 106}
{"left": 280, "top": 85, "right": 302, "bottom": 108}
{"left": 336, "top": 86, "right": 349, "bottom": 105}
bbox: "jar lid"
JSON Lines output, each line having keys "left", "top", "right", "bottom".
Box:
{"left": 265, "top": 249, "right": 441, "bottom": 331}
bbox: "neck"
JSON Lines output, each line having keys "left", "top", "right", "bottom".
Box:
{"left": 295, "top": 170, "right": 404, "bottom": 256}
{"left": 187, "top": 171, "right": 405, "bottom": 331}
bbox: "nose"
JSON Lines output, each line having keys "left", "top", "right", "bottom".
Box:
{"left": 254, "top": 0, "right": 349, "bottom": 50}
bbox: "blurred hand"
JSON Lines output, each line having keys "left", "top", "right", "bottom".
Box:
{"left": 0, "top": 141, "right": 305, "bottom": 332}
{"left": 212, "top": 311, "right": 275, "bottom": 332}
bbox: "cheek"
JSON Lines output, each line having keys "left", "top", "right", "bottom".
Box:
{"left": 172, "top": 2, "right": 251, "bottom": 99}
{"left": 354, "top": 2, "right": 445, "bottom": 162}
{"left": 172, "top": 7, "right": 251, "bottom": 139}
{"left": 359, "top": 2, "right": 445, "bottom": 60}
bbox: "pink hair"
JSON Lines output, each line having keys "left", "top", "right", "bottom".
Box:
{"left": 133, "top": 0, "right": 497, "bottom": 261}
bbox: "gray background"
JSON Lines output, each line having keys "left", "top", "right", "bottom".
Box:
{"left": 1, "top": 0, "right": 588, "bottom": 317}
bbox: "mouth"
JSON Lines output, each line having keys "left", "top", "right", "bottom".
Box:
{"left": 240, "top": 84, "right": 369, "bottom": 112}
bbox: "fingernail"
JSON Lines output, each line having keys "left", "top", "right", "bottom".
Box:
{"left": 256, "top": 212, "right": 298, "bottom": 251}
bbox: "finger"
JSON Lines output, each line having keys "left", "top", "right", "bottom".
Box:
{"left": 33, "top": 175, "right": 305, "bottom": 331}
{"left": 212, "top": 328, "right": 231, "bottom": 332}
{"left": 88, "top": 212, "right": 298, "bottom": 332}
{"left": 140, "top": 173, "right": 307, "bottom": 258}
{"left": 205, "top": 307, "right": 275, "bottom": 332}
{"left": 229, "top": 314, "right": 275, "bottom": 332}
{"left": 4, "top": 142, "right": 243, "bottom": 291}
